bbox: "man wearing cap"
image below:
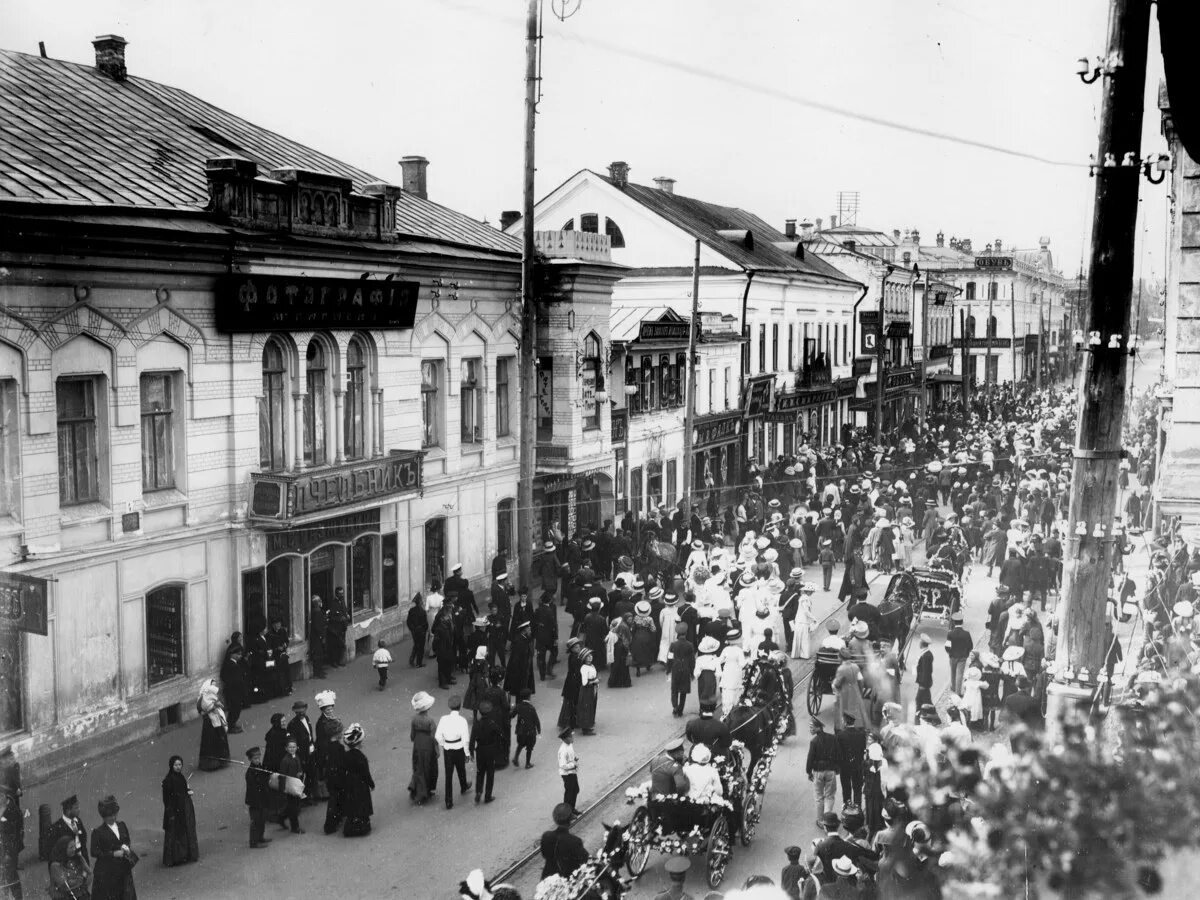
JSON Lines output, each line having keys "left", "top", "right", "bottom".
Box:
{"left": 945, "top": 613, "right": 973, "bottom": 695}
{"left": 648, "top": 738, "right": 689, "bottom": 833}
{"left": 914, "top": 635, "right": 934, "bottom": 712}
{"left": 490, "top": 570, "right": 513, "bottom": 634}
{"left": 806, "top": 718, "right": 841, "bottom": 825}
{"left": 540, "top": 802, "right": 588, "bottom": 879}
{"left": 244, "top": 746, "right": 273, "bottom": 849}
{"left": 505, "top": 618, "right": 536, "bottom": 702}
{"left": 653, "top": 857, "right": 693, "bottom": 900}
{"left": 536, "top": 540, "right": 563, "bottom": 601}
{"left": 286, "top": 700, "right": 317, "bottom": 802}
{"left": 534, "top": 592, "right": 559, "bottom": 680}
{"left": 835, "top": 714, "right": 868, "bottom": 808}
{"left": 667, "top": 622, "right": 696, "bottom": 717}
{"left": 46, "top": 794, "right": 87, "bottom": 863}
{"left": 445, "top": 562, "right": 471, "bottom": 611}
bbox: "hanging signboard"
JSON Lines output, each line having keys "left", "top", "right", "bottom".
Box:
{"left": 743, "top": 376, "right": 774, "bottom": 418}
{"left": 974, "top": 256, "right": 1013, "bottom": 270}
{"left": 859, "top": 311, "right": 880, "bottom": 354}
{"left": 637, "top": 321, "right": 690, "bottom": 342}
{"left": 215, "top": 274, "right": 420, "bottom": 332}
{"left": 0, "top": 572, "right": 50, "bottom": 635}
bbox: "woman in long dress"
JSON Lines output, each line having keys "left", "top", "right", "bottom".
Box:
{"left": 90, "top": 795, "right": 136, "bottom": 900}
{"left": 790, "top": 586, "right": 815, "bottom": 659}
{"left": 656, "top": 599, "right": 680, "bottom": 668}
{"left": 160, "top": 755, "right": 199, "bottom": 866}
{"left": 607, "top": 617, "right": 632, "bottom": 688}
{"left": 340, "top": 724, "right": 375, "bottom": 836}
{"left": 898, "top": 519, "right": 916, "bottom": 568}
{"left": 832, "top": 652, "right": 868, "bottom": 728}
{"left": 408, "top": 692, "right": 438, "bottom": 805}
{"left": 575, "top": 653, "right": 599, "bottom": 735}
{"left": 863, "top": 743, "right": 887, "bottom": 839}
{"left": 196, "top": 679, "right": 229, "bottom": 771}
{"left": 630, "top": 602, "right": 658, "bottom": 675}
{"left": 877, "top": 522, "right": 896, "bottom": 575}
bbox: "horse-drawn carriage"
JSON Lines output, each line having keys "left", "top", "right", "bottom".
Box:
{"left": 910, "top": 565, "right": 962, "bottom": 624}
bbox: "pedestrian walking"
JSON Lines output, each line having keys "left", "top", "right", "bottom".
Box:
{"left": 326, "top": 587, "right": 351, "bottom": 667}
{"left": 534, "top": 592, "right": 559, "bottom": 680}
{"left": 539, "top": 803, "right": 589, "bottom": 880}
{"left": 832, "top": 650, "right": 868, "bottom": 729}
{"left": 264, "top": 713, "right": 288, "bottom": 774}
{"left": 575, "top": 652, "right": 599, "bottom": 735}
{"left": 666, "top": 622, "right": 695, "bottom": 717}
{"left": 196, "top": 678, "right": 230, "bottom": 772}
{"left": 505, "top": 619, "right": 537, "bottom": 702}
{"left": 407, "top": 593, "right": 429, "bottom": 668}
{"left": 914, "top": 635, "right": 934, "bottom": 714}
{"left": 511, "top": 689, "right": 541, "bottom": 768}
{"left": 89, "top": 796, "right": 136, "bottom": 900}
{"left": 0, "top": 746, "right": 23, "bottom": 900}
{"left": 340, "top": 724, "right": 374, "bottom": 836}
{"left": 819, "top": 539, "right": 836, "bottom": 592}
{"left": 834, "top": 716, "right": 867, "bottom": 808}
{"left": 277, "top": 739, "right": 305, "bottom": 834}
{"left": 557, "top": 639, "right": 583, "bottom": 730}
{"left": 160, "top": 755, "right": 199, "bottom": 866}
{"left": 372, "top": 639, "right": 392, "bottom": 690}
{"left": 286, "top": 701, "right": 317, "bottom": 801}
{"left": 219, "top": 639, "right": 248, "bottom": 734}
{"left": 244, "top": 747, "right": 272, "bottom": 850}
{"left": 435, "top": 695, "right": 472, "bottom": 810}
{"left": 309, "top": 597, "right": 328, "bottom": 679}
{"left": 558, "top": 728, "right": 580, "bottom": 815}
{"left": 806, "top": 718, "right": 840, "bottom": 824}
{"left": 470, "top": 701, "right": 504, "bottom": 804}
{"left": 945, "top": 613, "right": 973, "bottom": 695}
{"left": 408, "top": 691, "right": 439, "bottom": 805}
{"left": 313, "top": 690, "right": 341, "bottom": 801}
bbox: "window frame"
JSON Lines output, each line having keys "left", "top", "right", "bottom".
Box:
{"left": 421, "top": 359, "right": 442, "bottom": 449}
{"left": 497, "top": 498, "right": 515, "bottom": 560}
{"left": 140, "top": 371, "right": 176, "bottom": 492}
{"left": 582, "top": 334, "right": 602, "bottom": 431}
{"left": 303, "top": 341, "right": 328, "bottom": 467}
{"left": 146, "top": 582, "right": 186, "bottom": 687}
{"left": 496, "top": 356, "right": 513, "bottom": 438}
{"left": 758, "top": 324, "right": 767, "bottom": 374}
{"left": 260, "top": 339, "right": 288, "bottom": 472}
{"left": 772, "top": 324, "right": 779, "bottom": 372}
{"left": 56, "top": 376, "right": 99, "bottom": 506}
{"left": 0, "top": 380, "right": 19, "bottom": 518}
{"left": 344, "top": 337, "right": 368, "bottom": 461}
{"left": 460, "top": 357, "right": 484, "bottom": 446}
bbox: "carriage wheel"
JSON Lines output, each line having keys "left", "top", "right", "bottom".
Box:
{"left": 740, "top": 759, "right": 769, "bottom": 846}
{"left": 706, "top": 813, "right": 732, "bottom": 888}
{"left": 806, "top": 676, "right": 822, "bottom": 716}
{"left": 625, "top": 806, "right": 652, "bottom": 877}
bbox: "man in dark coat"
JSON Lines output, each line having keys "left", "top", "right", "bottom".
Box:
{"left": 581, "top": 599, "right": 609, "bottom": 671}
{"left": 407, "top": 595, "right": 429, "bottom": 668}
{"left": 469, "top": 700, "right": 506, "bottom": 804}
{"left": 505, "top": 620, "right": 537, "bottom": 700}
{"left": 666, "top": 623, "right": 695, "bottom": 717}
{"left": 834, "top": 714, "right": 868, "bottom": 808}
{"left": 684, "top": 704, "right": 731, "bottom": 756}
{"left": 46, "top": 794, "right": 88, "bottom": 864}
{"left": 533, "top": 593, "right": 559, "bottom": 680}
{"left": 490, "top": 572, "right": 513, "bottom": 632}
{"left": 244, "top": 747, "right": 273, "bottom": 849}
{"left": 838, "top": 549, "right": 868, "bottom": 603}
{"left": 540, "top": 803, "right": 589, "bottom": 879}
{"left": 325, "top": 588, "right": 351, "bottom": 668}
{"left": 432, "top": 606, "right": 458, "bottom": 689}
{"left": 309, "top": 598, "right": 328, "bottom": 678}
{"left": 286, "top": 700, "right": 318, "bottom": 800}
{"left": 998, "top": 550, "right": 1026, "bottom": 602}
{"left": 445, "top": 564, "right": 472, "bottom": 613}
{"left": 914, "top": 635, "right": 935, "bottom": 712}
{"left": 847, "top": 595, "right": 882, "bottom": 641}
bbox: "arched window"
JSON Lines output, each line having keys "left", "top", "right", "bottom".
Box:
{"left": 561, "top": 218, "right": 575, "bottom": 231}
{"left": 987, "top": 316, "right": 998, "bottom": 338}
{"left": 260, "top": 339, "right": 288, "bottom": 471}
{"left": 424, "top": 517, "right": 446, "bottom": 588}
{"left": 604, "top": 218, "right": 625, "bottom": 248}
{"left": 344, "top": 337, "right": 367, "bottom": 460}
{"left": 304, "top": 341, "right": 328, "bottom": 466}
{"left": 965, "top": 316, "right": 976, "bottom": 339}
{"left": 582, "top": 333, "right": 601, "bottom": 430}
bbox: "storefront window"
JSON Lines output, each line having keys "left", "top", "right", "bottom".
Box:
{"left": 381, "top": 534, "right": 399, "bottom": 609}
{"left": 146, "top": 584, "right": 185, "bottom": 687}
{"left": 497, "top": 498, "right": 515, "bottom": 560}
{"left": 266, "top": 556, "right": 295, "bottom": 639}
{"left": 424, "top": 517, "right": 446, "bottom": 588}
{"left": 349, "top": 535, "right": 375, "bottom": 612}
{"left": 647, "top": 461, "right": 663, "bottom": 509}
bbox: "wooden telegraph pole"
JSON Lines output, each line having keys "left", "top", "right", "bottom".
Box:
{"left": 960, "top": 306, "right": 970, "bottom": 417}
{"left": 1047, "top": 0, "right": 1152, "bottom": 723}
{"left": 873, "top": 266, "right": 892, "bottom": 445}
{"left": 682, "top": 239, "right": 700, "bottom": 514}
{"left": 517, "top": 0, "right": 539, "bottom": 587}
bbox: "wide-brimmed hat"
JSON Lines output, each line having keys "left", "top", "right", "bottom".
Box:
{"left": 698, "top": 636, "right": 720, "bottom": 654}
{"left": 689, "top": 744, "right": 712, "bottom": 764}
{"left": 763, "top": 548, "right": 778, "bottom": 562}
{"left": 648, "top": 586, "right": 665, "bottom": 601}
{"left": 1174, "top": 600, "right": 1195, "bottom": 619}
{"left": 851, "top": 621, "right": 869, "bottom": 639}
{"left": 663, "top": 592, "right": 679, "bottom": 606}
{"left": 754, "top": 536, "right": 771, "bottom": 550}
{"left": 789, "top": 566, "right": 804, "bottom": 578}
{"left": 692, "top": 539, "right": 704, "bottom": 550}
{"left": 789, "top": 538, "right": 803, "bottom": 550}
{"left": 411, "top": 691, "right": 435, "bottom": 712}
{"left": 315, "top": 690, "right": 336, "bottom": 708}
{"left": 768, "top": 499, "right": 781, "bottom": 509}
{"left": 343, "top": 723, "right": 364, "bottom": 746}
{"left": 1002, "top": 645, "right": 1025, "bottom": 661}
{"left": 635, "top": 600, "right": 651, "bottom": 616}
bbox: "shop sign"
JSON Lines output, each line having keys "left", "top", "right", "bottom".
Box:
{"left": 859, "top": 311, "right": 880, "bottom": 354}
{"left": 637, "top": 320, "right": 690, "bottom": 342}
{"left": 835, "top": 377, "right": 858, "bottom": 397}
{"left": 974, "top": 256, "right": 1013, "bottom": 270}
{"left": 886, "top": 367, "right": 916, "bottom": 391}
{"left": 694, "top": 411, "right": 742, "bottom": 448}
{"left": 251, "top": 451, "right": 423, "bottom": 523}
{"left": 0, "top": 571, "right": 48, "bottom": 635}
{"left": 610, "top": 409, "right": 627, "bottom": 444}
{"left": 215, "top": 274, "right": 420, "bottom": 332}
{"left": 744, "top": 375, "right": 774, "bottom": 418}
{"left": 927, "top": 344, "right": 952, "bottom": 361}
{"left": 774, "top": 388, "right": 836, "bottom": 413}
{"left": 852, "top": 357, "right": 873, "bottom": 377}
{"left": 267, "top": 508, "right": 382, "bottom": 559}
{"left": 538, "top": 466, "right": 611, "bottom": 496}
{"left": 953, "top": 337, "right": 1013, "bottom": 349}
{"left": 886, "top": 320, "right": 911, "bottom": 337}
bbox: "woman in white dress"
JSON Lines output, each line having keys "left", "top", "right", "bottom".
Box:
{"left": 790, "top": 583, "right": 816, "bottom": 659}
{"left": 960, "top": 664, "right": 985, "bottom": 727}
{"left": 898, "top": 518, "right": 916, "bottom": 569}
{"left": 718, "top": 635, "right": 746, "bottom": 716}
{"left": 657, "top": 593, "right": 680, "bottom": 666}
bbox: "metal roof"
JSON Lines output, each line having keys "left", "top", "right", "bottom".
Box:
{"left": 0, "top": 48, "right": 518, "bottom": 255}
{"left": 610, "top": 305, "right": 683, "bottom": 343}
{"left": 591, "top": 172, "right": 860, "bottom": 287}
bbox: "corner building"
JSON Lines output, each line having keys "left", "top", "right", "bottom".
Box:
{"left": 0, "top": 39, "right": 549, "bottom": 779}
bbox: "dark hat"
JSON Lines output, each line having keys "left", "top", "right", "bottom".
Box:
{"left": 559, "top": 726, "right": 574, "bottom": 739}
{"left": 518, "top": 689, "right": 532, "bottom": 700}
{"left": 292, "top": 700, "right": 308, "bottom": 711}
{"left": 821, "top": 810, "right": 840, "bottom": 831}
{"left": 552, "top": 802, "right": 574, "bottom": 826}
{"left": 270, "top": 712, "right": 285, "bottom": 727}
{"left": 785, "top": 845, "right": 803, "bottom": 861}
{"left": 665, "top": 858, "right": 691, "bottom": 880}
{"left": 61, "top": 795, "right": 78, "bottom": 811}
{"left": 97, "top": 795, "right": 120, "bottom": 818}
{"left": 245, "top": 746, "right": 262, "bottom": 759}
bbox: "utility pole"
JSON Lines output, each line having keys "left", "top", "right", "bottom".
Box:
{"left": 1048, "top": 0, "right": 1152, "bottom": 726}
{"left": 682, "top": 238, "right": 700, "bottom": 515}
{"left": 917, "top": 267, "right": 929, "bottom": 429}
{"left": 960, "top": 306, "right": 970, "bottom": 416}
{"left": 873, "top": 267, "right": 891, "bottom": 444}
{"left": 1009, "top": 282, "right": 1018, "bottom": 383}
{"left": 1036, "top": 289, "right": 1044, "bottom": 391}
{"left": 517, "top": 0, "right": 539, "bottom": 587}
{"left": 985, "top": 291, "right": 995, "bottom": 388}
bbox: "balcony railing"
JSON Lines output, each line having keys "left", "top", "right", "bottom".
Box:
{"left": 533, "top": 230, "right": 612, "bottom": 262}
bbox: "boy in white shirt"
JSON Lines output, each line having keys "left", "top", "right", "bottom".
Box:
{"left": 558, "top": 727, "right": 580, "bottom": 816}
{"left": 372, "top": 638, "right": 392, "bottom": 690}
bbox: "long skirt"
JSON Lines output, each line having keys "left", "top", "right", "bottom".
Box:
{"left": 557, "top": 696, "right": 577, "bottom": 730}
{"left": 608, "top": 642, "right": 632, "bottom": 688}
{"left": 409, "top": 740, "right": 438, "bottom": 804}
{"left": 576, "top": 684, "right": 598, "bottom": 731}
{"left": 162, "top": 797, "right": 199, "bottom": 865}
{"left": 197, "top": 718, "right": 229, "bottom": 771}
{"left": 790, "top": 621, "right": 812, "bottom": 659}
{"left": 864, "top": 767, "right": 885, "bottom": 837}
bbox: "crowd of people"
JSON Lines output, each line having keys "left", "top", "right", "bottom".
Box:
{"left": 6, "top": 378, "right": 1190, "bottom": 900}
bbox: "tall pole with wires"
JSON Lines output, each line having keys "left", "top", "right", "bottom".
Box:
{"left": 1047, "top": 0, "right": 1152, "bottom": 728}
{"left": 682, "top": 238, "right": 700, "bottom": 516}
{"left": 517, "top": 0, "right": 540, "bottom": 588}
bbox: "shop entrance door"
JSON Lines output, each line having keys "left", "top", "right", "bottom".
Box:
{"left": 309, "top": 549, "right": 336, "bottom": 608}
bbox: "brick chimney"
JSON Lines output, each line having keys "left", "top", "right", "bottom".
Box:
{"left": 93, "top": 34, "right": 128, "bottom": 81}
{"left": 608, "top": 161, "right": 630, "bottom": 188}
{"left": 829, "top": 215, "right": 837, "bottom": 229}
{"left": 936, "top": 230, "right": 945, "bottom": 248}
{"left": 893, "top": 229, "right": 901, "bottom": 241}
{"left": 911, "top": 228, "right": 920, "bottom": 244}
{"left": 652, "top": 176, "right": 675, "bottom": 195}
{"left": 815, "top": 218, "right": 823, "bottom": 232}
{"left": 784, "top": 219, "right": 797, "bottom": 239}
{"left": 800, "top": 221, "right": 814, "bottom": 237}
{"left": 399, "top": 155, "right": 429, "bottom": 200}
{"left": 499, "top": 210, "right": 520, "bottom": 231}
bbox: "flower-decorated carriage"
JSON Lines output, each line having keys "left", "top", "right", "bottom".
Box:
{"left": 620, "top": 786, "right": 738, "bottom": 889}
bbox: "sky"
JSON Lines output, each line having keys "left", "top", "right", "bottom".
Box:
{"left": 2, "top": 0, "right": 1171, "bottom": 283}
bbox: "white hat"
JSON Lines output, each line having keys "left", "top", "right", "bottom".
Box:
{"left": 851, "top": 621, "right": 869, "bottom": 639}
{"left": 315, "top": 690, "right": 336, "bottom": 708}
{"left": 411, "top": 691, "right": 435, "bottom": 712}
{"left": 832, "top": 856, "right": 859, "bottom": 877}
{"left": 867, "top": 742, "right": 884, "bottom": 762}
{"left": 698, "top": 636, "right": 721, "bottom": 654}
{"left": 475, "top": 645, "right": 488, "bottom": 660}
{"left": 689, "top": 743, "right": 712, "bottom": 764}
{"left": 1174, "top": 600, "right": 1195, "bottom": 619}
{"left": 763, "top": 548, "right": 778, "bottom": 562}
{"left": 452, "top": 563, "right": 463, "bottom": 572}
{"left": 1002, "top": 645, "right": 1025, "bottom": 661}
{"left": 755, "top": 536, "right": 770, "bottom": 550}
{"left": 496, "top": 572, "right": 508, "bottom": 581}
{"left": 1190, "top": 572, "right": 1200, "bottom": 587}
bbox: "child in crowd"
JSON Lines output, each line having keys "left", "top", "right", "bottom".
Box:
{"left": 372, "top": 639, "right": 392, "bottom": 690}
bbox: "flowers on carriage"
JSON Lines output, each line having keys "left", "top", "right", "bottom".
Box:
{"left": 532, "top": 862, "right": 605, "bottom": 900}
{"left": 651, "top": 825, "right": 709, "bottom": 856}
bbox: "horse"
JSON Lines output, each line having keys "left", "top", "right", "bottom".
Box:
{"left": 723, "top": 694, "right": 778, "bottom": 772}
{"left": 878, "top": 571, "right": 920, "bottom": 659}
{"left": 569, "top": 821, "right": 633, "bottom": 899}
